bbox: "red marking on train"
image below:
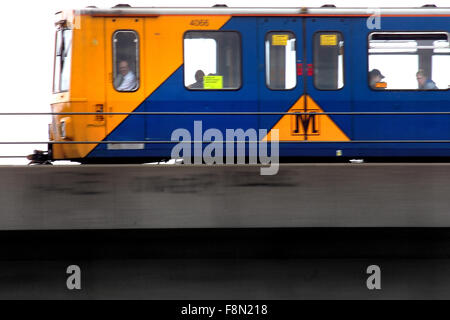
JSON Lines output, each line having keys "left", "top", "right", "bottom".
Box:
{"left": 307, "top": 64, "right": 313, "bottom": 76}
{"left": 297, "top": 63, "right": 303, "bottom": 76}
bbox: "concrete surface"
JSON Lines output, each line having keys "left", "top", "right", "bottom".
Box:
{"left": 0, "top": 163, "right": 449, "bottom": 229}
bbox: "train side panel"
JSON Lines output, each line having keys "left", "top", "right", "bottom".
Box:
{"left": 49, "top": 11, "right": 450, "bottom": 161}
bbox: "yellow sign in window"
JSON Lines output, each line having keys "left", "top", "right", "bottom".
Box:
{"left": 320, "top": 34, "right": 338, "bottom": 46}
{"left": 203, "top": 75, "right": 223, "bottom": 89}
{"left": 272, "top": 34, "right": 289, "bottom": 46}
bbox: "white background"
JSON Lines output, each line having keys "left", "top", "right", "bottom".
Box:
{"left": 0, "top": 0, "right": 449, "bottom": 164}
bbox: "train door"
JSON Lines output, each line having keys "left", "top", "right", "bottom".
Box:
{"left": 258, "top": 17, "right": 351, "bottom": 153}
{"left": 105, "top": 18, "right": 145, "bottom": 148}
{"left": 257, "top": 17, "right": 305, "bottom": 146}
{"left": 303, "top": 17, "right": 352, "bottom": 146}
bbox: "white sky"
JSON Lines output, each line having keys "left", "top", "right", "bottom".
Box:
{"left": 0, "top": 0, "right": 449, "bottom": 164}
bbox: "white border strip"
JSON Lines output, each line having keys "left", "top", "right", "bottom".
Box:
{"left": 76, "top": 7, "right": 450, "bottom": 16}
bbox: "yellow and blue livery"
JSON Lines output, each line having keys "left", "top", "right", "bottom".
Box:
{"left": 48, "top": 5, "right": 450, "bottom": 163}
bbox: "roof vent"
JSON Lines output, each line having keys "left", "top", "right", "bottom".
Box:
{"left": 422, "top": 4, "right": 437, "bottom": 7}
{"left": 113, "top": 4, "right": 131, "bottom": 8}
{"left": 213, "top": 4, "right": 228, "bottom": 7}
{"left": 321, "top": 4, "right": 336, "bottom": 7}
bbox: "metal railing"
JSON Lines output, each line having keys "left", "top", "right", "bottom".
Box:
{"left": 2, "top": 111, "right": 450, "bottom": 116}
{"left": 2, "top": 111, "right": 450, "bottom": 159}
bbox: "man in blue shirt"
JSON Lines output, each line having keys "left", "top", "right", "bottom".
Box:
{"left": 416, "top": 69, "right": 438, "bottom": 90}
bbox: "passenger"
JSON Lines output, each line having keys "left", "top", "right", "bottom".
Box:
{"left": 115, "top": 60, "right": 137, "bottom": 91}
{"left": 369, "top": 69, "right": 385, "bottom": 89}
{"left": 188, "top": 70, "right": 205, "bottom": 89}
{"left": 416, "top": 69, "right": 438, "bottom": 90}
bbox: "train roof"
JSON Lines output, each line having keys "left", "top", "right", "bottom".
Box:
{"left": 75, "top": 6, "right": 450, "bottom": 17}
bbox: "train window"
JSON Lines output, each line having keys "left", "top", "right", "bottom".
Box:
{"left": 368, "top": 32, "right": 450, "bottom": 90}
{"left": 265, "top": 32, "right": 297, "bottom": 90}
{"left": 53, "top": 29, "right": 73, "bottom": 93}
{"left": 184, "top": 31, "right": 241, "bottom": 90}
{"left": 113, "top": 30, "right": 139, "bottom": 92}
{"left": 313, "top": 32, "right": 344, "bottom": 90}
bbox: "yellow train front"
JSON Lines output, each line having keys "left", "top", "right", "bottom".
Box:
{"left": 49, "top": 5, "right": 450, "bottom": 163}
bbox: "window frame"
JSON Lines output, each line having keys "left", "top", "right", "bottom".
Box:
{"left": 112, "top": 29, "right": 140, "bottom": 93}
{"left": 53, "top": 28, "right": 73, "bottom": 94}
{"left": 264, "top": 30, "right": 298, "bottom": 91}
{"left": 52, "top": 29, "right": 62, "bottom": 94}
{"left": 312, "top": 30, "right": 345, "bottom": 91}
{"left": 183, "top": 30, "right": 243, "bottom": 91}
{"left": 367, "top": 30, "right": 450, "bottom": 92}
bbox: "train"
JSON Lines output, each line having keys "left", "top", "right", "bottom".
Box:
{"left": 35, "top": 5, "right": 450, "bottom": 164}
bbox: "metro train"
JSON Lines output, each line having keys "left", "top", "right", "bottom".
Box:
{"left": 38, "top": 5, "right": 450, "bottom": 164}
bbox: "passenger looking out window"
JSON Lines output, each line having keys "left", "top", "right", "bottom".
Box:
{"left": 369, "top": 69, "right": 386, "bottom": 89}
{"left": 416, "top": 69, "right": 438, "bottom": 90}
{"left": 113, "top": 30, "right": 140, "bottom": 92}
{"left": 188, "top": 70, "right": 205, "bottom": 89}
{"left": 115, "top": 60, "right": 137, "bottom": 91}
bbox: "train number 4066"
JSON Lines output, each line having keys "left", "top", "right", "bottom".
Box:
{"left": 190, "top": 19, "right": 209, "bottom": 26}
